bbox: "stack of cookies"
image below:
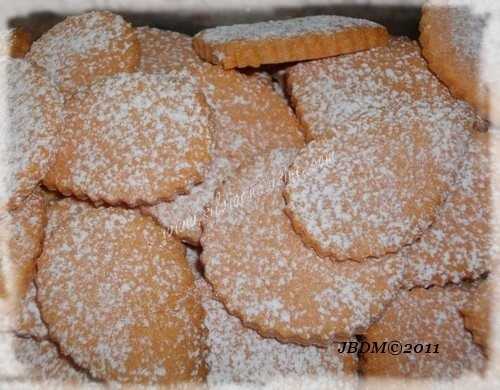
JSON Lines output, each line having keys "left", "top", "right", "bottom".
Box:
{"left": 0, "top": 2, "right": 494, "bottom": 388}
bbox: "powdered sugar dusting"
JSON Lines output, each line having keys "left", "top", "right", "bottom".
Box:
{"left": 143, "top": 156, "right": 234, "bottom": 244}
{"left": 197, "top": 15, "right": 382, "bottom": 44}
{"left": 284, "top": 121, "right": 447, "bottom": 261}
{"left": 201, "top": 149, "right": 404, "bottom": 344}
{"left": 403, "top": 132, "right": 491, "bottom": 288}
{"left": 136, "top": 27, "right": 204, "bottom": 74}
{"left": 43, "top": 71, "right": 213, "bottom": 207}
{"left": 197, "top": 278, "right": 358, "bottom": 387}
{"left": 362, "top": 286, "right": 486, "bottom": 378}
{"left": 0, "top": 58, "right": 63, "bottom": 211}
{"left": 36, "top": 199, "right": 207, "bottom": 384}
{"left": 13, "top": 337, "right": 90, "bottom": 384}
{"left": 27, "top": 11, "right": 139, "bottom": 94}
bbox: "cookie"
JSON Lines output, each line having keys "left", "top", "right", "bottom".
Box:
{"left": 0, "top": 58, "right": 63, "bottom": 211}
{"left": 136, "top": 27, "right": 204, "bottom": 75}
{"left": 419, "top": 0, "right": 491, "bottom": 122}
{"left": 201, "top": 149, "right": 405, "bottom": 345}
{"left": 360, "top": 286, "right": 486, "bottom": 379}
{"left": 0, "top": 28, "right": 32, "bottom": 58}
{"left": 13, "top": 337, "right": 90, "bottom": 384}
{"left": 141, "top": 36, "right": 304, "bottom": 243}
{"left": 43, "top": 71, "right": 213, "bottom": 207}
{"left": 197, "top": 278, "right": 358, "bottom": 388}
{"left": 284, "top": 120, "right": 448, "bottom": 261}
{"left": 0, "top": 189, "right": 46, "bottom": 302}
{"left": 36, "top": 199, "right": 207, "bottom": 384}
{"left": 193, "top": 15, "right": 389, "bottom": 69}
{"left": 143, "top": 156, "right": 234, "bottom": 244}
{"left": 403, "top": 131, "right": 491, "bottom": 288}
{"left": 460, "top": 279, "right": 490, "bottom": 354}
{"left": 286, "top": 38, "right": 474, "bottom": 159}
{"left": 27, "top": 11, "right": 140, "bottom": 95}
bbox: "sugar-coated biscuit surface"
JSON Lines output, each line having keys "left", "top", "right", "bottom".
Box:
{"left": 361, "top": 286, "right": 486, "bottom": 379}
{"left": 193, "top": 15, "right": 389, "bottom": 68}
{"left": 201, "top": 149, "right": 404, "bottom": 345}
{"left": 403, "top": 131, "right": 491, "bottom": 288}
{"left": 141, "top": 30, "right": 304, "bottom": 243}
{"left": 36, "top": 199, "right": 208, "bottom": 384}
{"left": 420, "top": 0, "right": 492, "bottom": 121}
{"left": 0, "top": 189, "right": 45, "bottom": 300}
{"left": 0, "top": 58, "right": 63, "bottom": 211}
{"left": 136, "top": 27, "right": 204, "bottom": 74}
{"left": 197, "top": 278, "right": 359, "bottom": 388}
{"left": 284, "top": 123, "right": 446, "bottom": 261}
{"left": 13, "top": 337, "right": 90, "bottom": 384}
{"left": 44, "top": 71, "right": 213, "bottom": 207}
{"left": 27, "top": 11, "right": 140, "bottom": 95}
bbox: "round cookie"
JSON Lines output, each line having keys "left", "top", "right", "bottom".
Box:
{"left": 13, "top": 337, "right": 90, "bottom": 384}
{"left": 136, "top": 27, "right": 204, "bottom": 75}
{"left": 286, "top": 37, "right": 475, "bottom": 151}
{"left": 0, "top": 58, "right": 63, "bottom": 211}
{"left": 403, "top": 131, "right": 491, "bottom": 288}
{"left": 419, "top": 0, "right": 491, "bottom": 122}
{"left": 0, "top": 28, "right": 32, "bottom": 58}
{"left": 140, "top": 32, "right": 304, "bottom": 243}
{"left": 360, "top": 286, "right": 486, "bottom": 379}
{"left": 36, "top": 199, "right": 207, "bottom": 384}
{"left": 201, "top": 149, "right": 405, "bottom": 345}
{"left": 284, "top": 121, "right": 445, "bottom": 261}
{"left": 197, "top": 278, "right": 359, "bottom": 388}
{"left": 15, "top": 196, "right": 90, "bottom": 339}
{"left": 27, "top": 11, "right": 140, "bottom": 95}
{"left": 43, "top": 71, "right": 213, "bottom": 207}
{"left": 460, "top": 279, "right": 490, "bottom": 354}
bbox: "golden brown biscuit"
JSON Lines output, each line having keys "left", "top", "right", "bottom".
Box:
{"left": 27, "top": 11, "right": 140, "bottom": 95}
{"left": 43, "top": 71, "right": 213, "bottom": 207}
{"left": 201, "top": 149, "right": 405, "bottom": 345}
{"left": 403, "top": 131, "right": 491, "bottom": 288}
{"left": 36, "top": 199, "right": 207, "bottom": 384}
{"left": 286, "top": 39, "right": 474, "bottom": 165}
{"left": 419, "top": 0, "right": 493, "bottom": 122}
{"left": 460, "top": 279, "right": 490, "bottom": 354}
{"left": 283, "top": 120, "right": 445, "bottom": 261}
{"left": 141, "top": 35, "right": 304, "bottom": 243}
{"left": 197, "top": 278, "right": 359, "bottom": 388}
{"left": 0, "top": 58, "right": 63, "bottom": 211}
{"left": 361, "top": 286, "right": 486, "bottom": 379}
{"left": 193, "top": 15, "right": 389, "bottom": 69}
{"left": 0, "top": 28, "right": 32, "bottom": 58}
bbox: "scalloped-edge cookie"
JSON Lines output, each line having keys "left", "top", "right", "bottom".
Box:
{"left": 36, "top": 199, "right": 208, "bottom": 384}
{"left": 201, "top": 149, "right": 405, "bottom": 345}
{"left": 193, "top": 15, "right": 389, "bottom": 69}
{"left": 43, "top": 71, "right": 213, "bottom": 207}
{"left": 27, "top": 11, "right": 140, "bottom": 95}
